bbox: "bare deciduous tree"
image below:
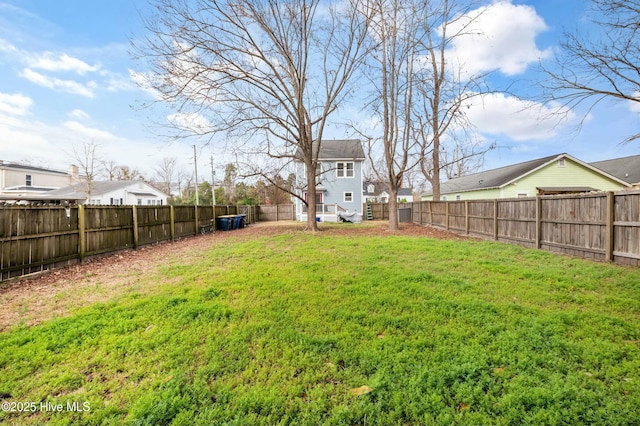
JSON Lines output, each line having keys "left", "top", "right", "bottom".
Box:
{"left": 539, "top": 0, "right": 640, "bottom": 143}
{"left": 358, "top": 0, "right": 423, "bottom": 231}
{"left": 70, "top": 139, "right": 100, "bottom": 202}
{"left": 102, "top": 160, "right": 119, "bottom": 181}
{"left": 154, "top": 157, "right": 177, "bottom": 195}
{"left": 136, "top": 0, "right": 372, "bottom": 230}
{"left": 359, "top": 0, "right": 491, "bottom": 229}
{"left": 411, "top": 0, "right": 494, "bottom": 201}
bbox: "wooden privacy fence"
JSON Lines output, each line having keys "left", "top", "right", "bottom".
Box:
{"left": 256, "top": 204, "right": 296, "bottom": 221}
{"left": 0, "top": 204, "right": 258, "bottom": 281}
{"left": 380, "top": 190, "right": 640, "bottom": 266}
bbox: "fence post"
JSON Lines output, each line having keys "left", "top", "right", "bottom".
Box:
{"left": 428, "top": 201, "right": 433, "bottom": 225}
{"left": 464, "top": 201, "right": 469, "bottom": 234}
{"left": 535, "top": 196, "right": 542, "bottom": 249}
{"left": 445, "top": 202, "right": 450, "bottom": 230}
{"left": 493, "top": 199, "right": 498, "bottom": 240}
{"left": 170, "top": 205, "right": 175, "bottom": 241}
{"left": 78, "top": 205, "right": 86, "bottom": 261}
{"left": 194, "top": 205, "right": 199, "bottom": 236}
{"left": 132, "top": 205, "right": 139, "bottom": 249}
{"left": 276, "top": 204, "right": 279, "bottom": 221}
{"left": 605, "top": 192, "right": 614, "bottom": 262}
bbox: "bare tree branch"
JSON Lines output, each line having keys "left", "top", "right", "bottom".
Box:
{"left": 135, "top": 0, "right": 372, "bottom": 230}
{"left": 538, "top": 0, "right": 640, "bottom": 143}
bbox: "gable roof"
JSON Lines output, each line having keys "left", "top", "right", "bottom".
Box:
{"left": 427, "top": 153, "right": 630, "bottom": 196}
{"left": 433, "top": 154, "right": 559, "bottom": 195}
{"left": 590, "top": 155, "right": 640, "bottom": 184}
{"left": 46, "top": 181, "right": 168, "bottom": 199}
{"left": 296, "top": 139, "right": 365, "bottom": 161}
{"left": 0, "top": 160, "right": 69, "bottom": 176}
{"left": 363, "top": 180, "right": 412, "bottom": 196}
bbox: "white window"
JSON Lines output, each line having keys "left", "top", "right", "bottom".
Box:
{"left": 455, "top": 194, "right": 461, "bottom": 201}
{"left": 304, "top": 192, "right": 323, "bottom": 204}
{"left": 344, "top": 192, "right": 353, "bottom": 202}
{"left": 516, "top": 192, "right": 529, "bottom": 198}
{"left": 558, "top": 158, "right": 566, "bottom": 168}
{"left": 25, "top": 175, "right": 32, "bottom": 186}
{"left": 137, "top": 199, "right": 142, "bottom": 205}
{"left": 367, "top": 184, "right": 375, "bottom": 193}
{"left": 336, "top": 162, "right": 354, "bottom": 178}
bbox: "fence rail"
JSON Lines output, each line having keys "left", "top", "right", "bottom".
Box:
{"left": 366, "top": 190, "right": 640, "bottom": 266}
{"left": 4, "top": 193, "right": 639, "bottom": 280}
{"left": 0, "top": 204, "right": 262, "bottom": 281}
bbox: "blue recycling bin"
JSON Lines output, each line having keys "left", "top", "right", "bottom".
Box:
{"left": 235, "top": 215, "right": 245, "bottom": 229}
{"left": 216, "top": 217, "right": 231, "bottom": 231}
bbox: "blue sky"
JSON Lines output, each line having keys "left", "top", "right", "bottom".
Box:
{"left": 0, "top": 0, "right": 638, "bottom": 181}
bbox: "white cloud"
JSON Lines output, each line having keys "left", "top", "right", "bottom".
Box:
{"left": 129, "top": 69, "right": 163, "bottom": 99}
{"left": 27, "top": 52, "right": 100, "bottom": 75}
{"left": 68, "top": 109, "right": 91, "bottom": 121}
{"left": 466, "top": 93, "right": 577, "bottom": 141}
{"left": 629, "top": 93, "right": 640, "bottom": 113}
{"left": 62, "top": 121, "right": 117, "bottom": 141}
{"left": 19, "top": 68, "right": 97, "bottom": 97}
{"left": 445, "top": 1, "right": 551, "bottom": 77}
{"left": 0, "top": 92, "right": 33, "bottom": 115}
{"left": 104, "top": 72, "right": 136, "bottom": 92}
{"left": 167, "top": 112, "right": 214, "bottom": 134}
{"left": 0, "top": 38, "right": 18, "bottom": 53}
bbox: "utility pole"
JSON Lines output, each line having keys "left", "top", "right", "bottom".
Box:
{"left": 193, "top": 145, "right": 199, "bottom": 205}
{"left": 210, "top": 156, "right": 216, "bottom": 206}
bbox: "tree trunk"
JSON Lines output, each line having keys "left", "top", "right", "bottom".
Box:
{"left": 431, "top": 137, "right": 441, "bottom": 201}
{"left": 306, "top": 159, "right": 319, "bottom": 231}
{"left": 388, "top": 186, "right": 399, "bottom": 231}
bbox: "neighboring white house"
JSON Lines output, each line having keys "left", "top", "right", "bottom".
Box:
{"left": 0, "top": 160, "right": 82, "bottom": 200}
{"left": 363, "top": 181, "right": 414, "bottom": 203}
{"left": 294, "top": 139, "right": 365, "bottom": 222}
{"left": 45, "top": 181, "right": 169, "bottom": 205}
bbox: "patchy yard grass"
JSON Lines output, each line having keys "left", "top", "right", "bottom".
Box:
{"left": 1, "top": 223, "right": 640, "bottom": 424}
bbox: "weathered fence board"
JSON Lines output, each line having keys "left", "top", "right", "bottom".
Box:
{"left": 0, "top": 206, "right": 79, "bottom": 279}
{"left": 369, "top": 190, "right": 640, "bottom": 266}
{"left": 257, "top": 204, "right": 295, "bottom": 221}
{"left": 0, "top": 204, "right": 257, "bottom": 281}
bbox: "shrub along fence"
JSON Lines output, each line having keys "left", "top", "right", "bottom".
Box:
{"left": 0, "top": 204, "right": 262, "bottom": 281}
{"left": 366, "top": 190, "right": 640, "bottom": 266}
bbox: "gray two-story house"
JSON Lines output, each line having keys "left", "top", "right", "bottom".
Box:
{"left": 295, "top": 139, "right": 365, "bottom": 222}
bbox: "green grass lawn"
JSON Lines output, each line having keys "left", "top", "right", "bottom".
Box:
{"left": 1, "top": 223, "right": 640, "bottom": 425}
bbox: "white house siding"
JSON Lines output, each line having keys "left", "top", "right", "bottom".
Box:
{"left": 0, "top": 162, "right": 81, "bottom": 196}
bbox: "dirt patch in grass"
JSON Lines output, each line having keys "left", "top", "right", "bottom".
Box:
{"left": 0, "top": 221, "right": 462, "bottom": 331}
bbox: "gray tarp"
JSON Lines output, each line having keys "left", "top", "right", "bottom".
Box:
{"left": 337, "top": 211, "right": 362, "bottom": 223}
